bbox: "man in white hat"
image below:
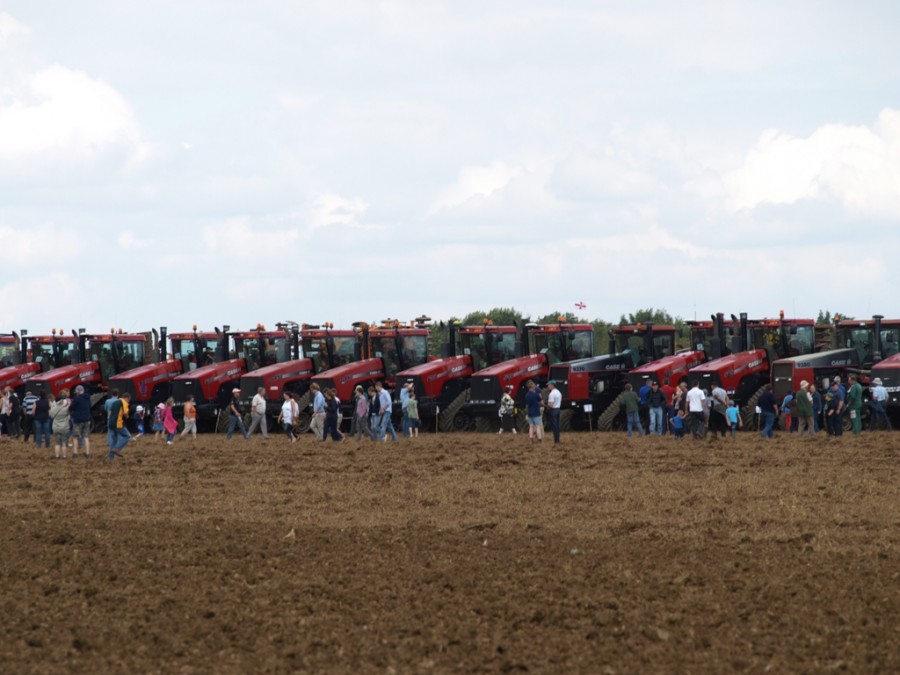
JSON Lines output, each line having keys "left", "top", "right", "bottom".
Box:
{"left": 226, "top": 388, "right": 250, "bottom": 440}
{"left": 795, "top": 380, "right": 815, "bottom": 437}
{"left": 869, "top": 377, "right": 892, "bottom": 431}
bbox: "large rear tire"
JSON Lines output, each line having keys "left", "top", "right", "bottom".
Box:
{"left": 559, "top": 409, "right": 575, "bottom": 432}
{"left": 740, "top": 385, "right": 767, "bottom": 430}
{"left": 293, "top": 392, "right": 312, "bottom": 434}
{"left": 596, "top": 393, "right": 627, "bottom": 432}
{"left": 215, "top": 409, "right": 230, "bottom": 434}
{"left": 439, "top": 389, "right": 471, "bottom": 433}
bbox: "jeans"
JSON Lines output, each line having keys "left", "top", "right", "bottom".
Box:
{"left": 759, "top": 411, "right": 775, "bottom": 438}
{"left": 402, "top": 409, "right": 411, "bottom": 437}
{"left": 548, "top": 408, "right": 560, "bottom": 443}
{"left": 34, "top": 419, "right": 51, "bottom": 448}
{"left": 355, "top": 415, "right": 371, "bottom": 441}
{"left": 107, "top": 428, "right": 131, "bottom": 459}
{"left": 648, "top": 407, "right": 664, "bottom": 435}
{"left": 226, "top": 414, "right": 249, "bottom": 440}
{"left": 374, "top": 414, "right": 397, "bottom": 441}
{"left": 869, "top": 401, "right": 892, "bottom": 431}
{"left": 626, "top": 411, "right": 644, "bottom": 437}
{"left": 322, "top": 415, "right": 342, "bottom": 441}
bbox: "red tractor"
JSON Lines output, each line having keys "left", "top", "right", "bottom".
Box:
{"left": 466, "top": 320, "right": 595, "bottom": 432}
{"left": 772, "top": 315, "right": 900, "bottom": 429}
{"left": 394, "top": 320, "right": 519, "bottom": 432}
{"left": 27, "top": 330, "right": 148, "bottom": 427}
{"left": 592, "top": 316, "right": 731, "bottom": 431}
{"left": 0, "top": 330, "right": 78, "bottom": 395}
{"left": 108, "top": 326, "right": 223, "bottom": 409}
{"left": 303, "top": 319, "right": 431, "bottom": 431}
{"left": 870, "top": 351, "right": 900, "bottom": 427}
{"left": 170, "top": 324, "right": 293, "bottom": 432}
{"left": 688, "top": 312, "right": 817, "bottom": 427}
{"left": 237, "top": 322, "right": 358, "bottom": 429}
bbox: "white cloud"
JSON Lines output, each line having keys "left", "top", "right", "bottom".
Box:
{"left": 0, "top": 11, "right": 29, "bottom": 44}
{"left": 308, "top": 193, "right": 379, "bottom": 232}
{"left": 0, "top": 224, "right": 82, "bottom": 265}
{"left": 724, "top": 108, "right": 900, "bottom": 220}
{"left": 117, "top": 231, "right": 150, "bottom": 250}
{"left": 0, "top": 272, "right": 82, "bottom": 330}
{"left": 430, "top": 161, "right": 525, "bottom": 213}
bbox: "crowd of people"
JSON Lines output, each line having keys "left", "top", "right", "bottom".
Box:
{"left": 0, "top": 373, "right": 892, "bottom": 458}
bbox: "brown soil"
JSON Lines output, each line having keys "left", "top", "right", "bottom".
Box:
{"left": 1, "top": 429, "right": 898, "bottom": 674}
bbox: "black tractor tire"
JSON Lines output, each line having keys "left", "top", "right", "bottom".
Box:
{"left": 475, "top": 415, "right": 501, "bottom": 433}
{"left": 215, "top": 409, "right": 230, "bottom": 434}
{"left": 596, "top": 393, "right": 627, "bottom": 432}
{"left": 439, "top": 389, "right": 471, "bottom": 433}
{"left": 740, "top": 385, "right": 767, "bottom": 431}
{"left": 291, "top": 392, "right": 313, "bottom": 434}
{"left": 559, "top": 409, "right": 575, "bottom": 432}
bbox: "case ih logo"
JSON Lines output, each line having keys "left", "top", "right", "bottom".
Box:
{"left": 426, "top": 364, "right": 469, "bottom": 383}
{"left": 210, "top": 367, "right": 242, "bottom": 383}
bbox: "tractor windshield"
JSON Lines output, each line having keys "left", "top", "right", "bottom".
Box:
{"left": 882, "top": 327, "right": 900, "bottom": 358}
{"left": 233, "top": 336, "right": 283, "bottom": 371}
{"left": 112, "top": 339, "right": 144, "bottom": 373}
{"left": 533, "top": 328, "right": 593, "bottom": 365}
{"left": 460, "top": 331, "right": 517, "bottom": 371}
{"left": 332, "top": 336, "right": 356, "bottom": 366}
{"left": 87, "top": 338, "right": 144, "bottom": 380}
{"left": 371, "top": 334, "right": 428, "bottom": 376}
{"left": 32, "top": 340, "right": 75, "bottom": 371}
{"left": 751, "top": 324, "right": 814, "bottom": 357}
{"left": 614, "top": 331, "right": 674, "bottom": 362}
{"left": 0, "top": 340, "right": 17, "bottom": 367}
{"left": 171, "top": 337, "right": 219, "bottom": 371}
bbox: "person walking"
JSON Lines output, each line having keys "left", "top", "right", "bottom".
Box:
{"left": 524, "top": 380, "right": 543, "bottom": 442}
{"left": 69, "top": 384, "right": 93, "bottom": 459}
{"left": 647, "top": 381, "right": 666, "bottom": 436}
{"left": 795, "top": 381, "right": 815, "bottom": 437}
{"left": 322, "top": 389, "right": 344, "bottom": 442}
{"left": 180, "top": 395, "right": 198, "bottom": 440}
{"left": 152, "top": 401, "right": 166, "bottom": 440}
{"left": 50, "top": 390, "right": 71, "bottom": 459}
{"left": 247, "top": 387, "right": 270, "bottom": 439}
{"left": 277, "top": 391, "right": 298, "bottom": 442}
{"left": 162, "top": 397, "right": 178, "bottom": 445}
{"left": 709, "top": 384, "right": 729, "bottom": 439}
{"left": 846, "top": 374, "right": 863, "bottom": 435}
{"left": 6, "top": 389, "right": 21, "bottom": 438}
{"left": 33, "top": 390, "right": 51, "bottom": 449}
{"left": 353, "top": 385, "right": 371, "bottom": 442}
{"left": 309, "top": 383, "right": 326, "bottom": 441}
{"left": 725, "top": 400, "right": 742, "bottom": 439}
{"left": 498, "top": 385, "right": 517, "bottom": 434}
{"left": 620, "top": 383, "right": 643, "bottom": 437}
{"left": 400, "top": 382, "right": 412, "bottom": 437}
{"left": 107, "top": 393, "right": 132, "bottom": 460}
{"left": 757, "top": 384, "right": 778, "bottom": 439}
{"left": 373, "top": 381, "right": 396, "bottom": 441}
{"left": 225, "top": 388, "right": 250, "bottom": 440}
{"left": 546, "top": 380, "right": 562, "bottom": 443}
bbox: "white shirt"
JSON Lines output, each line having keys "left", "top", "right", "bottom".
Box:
{"left": 281, "top": 399, "right": 294, "bottom": 425}
{"left": 547, "top": 388, "right": 562, "bottom": 409}
{"left": 686, "top": 387, "right": 706, "bottom": 412}
{"left": 251, "top": 393, "right": 267, "bottom": 415}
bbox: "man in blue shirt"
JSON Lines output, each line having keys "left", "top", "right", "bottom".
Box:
{"left": 524, "top": 380, "right": 543, "bottom": 442}
{"left": 399, "top": 382, "right": 412, "bottom": 437}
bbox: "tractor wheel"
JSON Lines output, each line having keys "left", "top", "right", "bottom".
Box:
{"left": 439, "top": 389, "right": 471, "bottom": 433}
{"left": 292, "top": 392, "right": 313, "bottom": 434}
{"left": 515, "top": 410, "right": 529, "bottom": 434}
{"left": 475, "top": 415, "right": 500, "bottom": 433}
{"left": 559, "top": 409, "right": 575, "bottom": 432}
{"left": 596, "top": 393, "right": 627, "bottom": 432}
{"left": 740, "top": 385, "right": 767, "bottom": 430}
{"left": 215, "top": 409, "right": 230, "bottom": 434}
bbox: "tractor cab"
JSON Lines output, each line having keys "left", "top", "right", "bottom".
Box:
{"left": 611, "top": 324, "right": 676, "bottom": 368}
{"left": 29, "top": 332, "right": 77, "bottom": 372}
{"left": 364, "top": 322, "right": 430, "bottom": 378}
{"left": 531, "top": 322, "right": 594, "bottom": 366}
{"left": 747, "top": 317, "right": 815, "bottom": 360}
{"left": 231, "top": 325, "right": 292, "bottom": 372}
{"left": 81, "top": 331, "right": 147, "bottom": 381}
{"left": 301, "top": 324, "right": 358, "bottom": 373}
{"left": 836, "top": 316, "right": 900, "bottom": 368}
{"left": 457, "top": 324, "right": 518, "bottom": 372}
{"left": 0, "top": 335, "right": 17, "bottom": 368}
{"left": 169, "top": 328, "right": 221, "bottom": 372}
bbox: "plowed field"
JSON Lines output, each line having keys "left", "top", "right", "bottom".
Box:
{"left": 1, "top": 429, "right": 898, "bottom": 673}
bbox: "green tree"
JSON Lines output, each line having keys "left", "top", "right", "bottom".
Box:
{"left": 816, "top": 310, "right": 853, "bottom": 323}
{"left": 534, "top": 311, "right": 589, "bottom": 324}
{"left": 461, "top": 307, "right": 526, "bottom": 327}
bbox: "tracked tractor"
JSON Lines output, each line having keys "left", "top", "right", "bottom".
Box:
{"left": 592, "top": 316, "right": 731, "bottom": 431}
{"left": 772, "top": 315, "right": 900, "bottom": 429}
{"left": 170, "top": 324, "right": 292, "bottom": 432}
{"left": 0, "top": 330, "right": 78, "bottom": 395}
{"left": 394, "top": 320, "right": 519, "bottom": 432}
{"left": 303, "top": 319, "right": 431, "bottom": 432}
{"left": 687, "top": 312, "right": 817, "bottom": 428}
{"left": 27, "top": 330, "right": 148, "bottom": 428}
{"left": 108, "top": 326, "right": 222, "bottom": 409}
{"left": 237, "top": 322, "right": 358, "bottom": 430}
{"left": 466, "top": 320, "right": 595, "bottom": 432}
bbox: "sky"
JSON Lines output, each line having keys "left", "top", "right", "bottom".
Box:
{"left": 1, "top": 1, "right": 899, "bottom": 336}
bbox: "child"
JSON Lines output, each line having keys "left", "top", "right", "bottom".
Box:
{"left": 725, "top": 401, "right": 742, "bottom": 439}
{"left": 669, "top": 409, "right": 685, "bottom": 439}
{"left": 133, "top": 404, "right": 145, "bottom": 440}
{"left": 407, "top": 391, "right": 420, "bottom": 437}
{"left": 152, "top": 401, "right": 166, "bottom": 439}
